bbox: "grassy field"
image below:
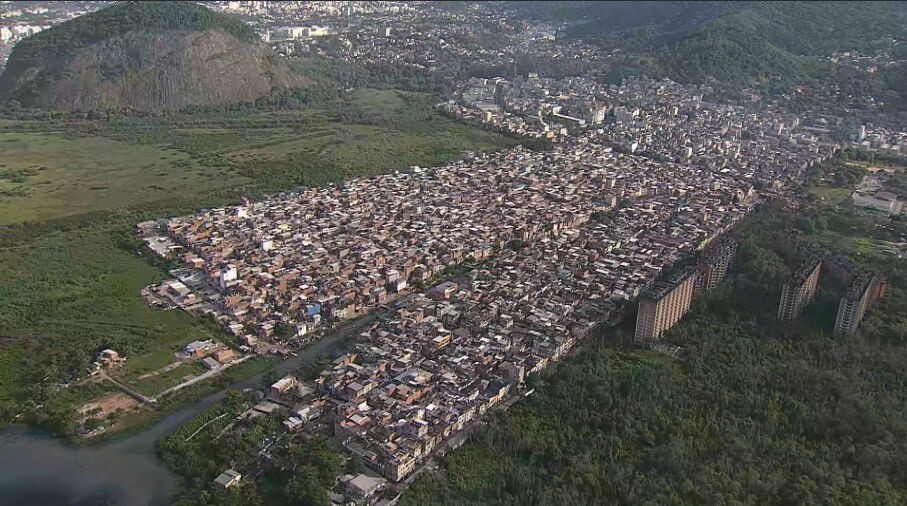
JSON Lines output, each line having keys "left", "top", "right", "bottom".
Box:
{"left": 0, "top": 88, "right": 518, "bottom": 431}
{"left": 128, "top": 362, "right": 206, "bottom": 397}
{"left": 804, "top": 177, "right": 904, "bottom": 257}
{"left": 0, "top": 345, "right": 27, "bottom": 402}
{"left": 0, "top": 225, "right": 213, "bottom": 402}
{"left": 0, "top": 89, "right": 514, "bottom": 226}
{"left": 808, "top": 184, "right": 853, "bottom": 206}
{"left": 0, "top": 133, "right": 245, "bottom": 225}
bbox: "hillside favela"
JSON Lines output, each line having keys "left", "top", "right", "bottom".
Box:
{"left": 1, "top": 2, "right": 907, "bottom": 506}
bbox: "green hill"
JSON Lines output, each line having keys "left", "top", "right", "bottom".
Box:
{"left": 659, "top": 2, "right": 905, "bottom": 91}
{"left": 0, "top": 1, "right": 305, "bottom": 112}
{"left": 9, "top": 1, "right": 259, "bottom": 61}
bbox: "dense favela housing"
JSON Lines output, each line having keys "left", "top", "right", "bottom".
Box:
{"left": 145, "top": 76, "right": 838, "bottom": 482}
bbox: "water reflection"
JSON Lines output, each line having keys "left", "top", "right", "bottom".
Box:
{"left": 0, "top": 429, "right": 174, "bottom": 506}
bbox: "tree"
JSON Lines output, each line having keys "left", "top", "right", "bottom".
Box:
{"left": 283, "top": 469, "right": 331, "bottom": 506}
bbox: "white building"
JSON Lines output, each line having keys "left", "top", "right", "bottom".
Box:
{"left": 219, "top": 265, "right": 238, "bottom": 289}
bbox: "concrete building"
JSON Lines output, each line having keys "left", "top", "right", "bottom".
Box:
{"left": 340, "top": 473, "right": 387, "bottom": 503}
{"left": 634, "top": 269, "right": 698, "bottom": 346}
{"left": 777, "top": 258, "right": 822, "bottom": 321}
{"left": 214, "top": 469, "right": 242, "bottom": 488}
{"left": 834, "top": 273, "right": 886, "bottom": 335}
{"left": 852, "top": 191, "right": 903, "bottom": 216}
{"left": 695, "top": 236, "right": 738, "bottom": 295}
{"left": 219, "top": 265, "right": 237, "bottom": 290}
{"left": 184, "top": 339, "right": 215, "bottom": 356}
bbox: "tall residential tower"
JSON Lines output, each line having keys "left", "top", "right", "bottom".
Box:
{"left": 635, "top": 269, "right": 698, "bottom": 347}
{"left": 777, "top": 258, "right": 822, "bottom": 321}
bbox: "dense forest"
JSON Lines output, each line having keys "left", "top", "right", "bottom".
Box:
{"left": 660, "top": 2, "right": 904, "bottom": 92}
{"left": 402, "top": 163, "right": 907, "bottom": 505}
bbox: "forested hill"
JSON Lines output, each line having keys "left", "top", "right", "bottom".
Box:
{"left": 0, "top": 1, "right": 306, "bottom": 112}
{"left": 659, "top": 1, "right": 906, "bottom": 91}
{"left": 498, "top": 1, "right": 740, "bottom": 51}
{"left": 506, "top": 1, "right": 905, "bottom": 94}
{"left": 8, "top": 1, "right": 259, "bottom": 61}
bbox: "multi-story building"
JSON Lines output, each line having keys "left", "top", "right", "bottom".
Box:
{"left": 694, "top": 236, "right": 738, "bottom": 295}
{"left": 834, "top": 273, "right": 886, "bottom": 335}
{"left": 777, "top": 258, "right": 822, "bottom": 321}
{"left": 634, "top": 269, "right": 698, "bottom": 346}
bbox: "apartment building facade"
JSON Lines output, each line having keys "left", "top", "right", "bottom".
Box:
{"left": 777, "top": 258, "right": 822, "bottom": 321}
{"left": 634, "top": 269, "right": 698, "bottom": 346}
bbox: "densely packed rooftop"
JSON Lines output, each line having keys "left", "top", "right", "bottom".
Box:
{"left": 149, "top": 76, "right": 837, "bottom": 482}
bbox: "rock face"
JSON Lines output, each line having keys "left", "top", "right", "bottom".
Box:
{"left": 0, "top": 2, "right": 307, "bottom": 112}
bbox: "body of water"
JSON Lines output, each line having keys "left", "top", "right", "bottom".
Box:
{"left": 0, "top": 428, "right": 175, "bottom": 506}
{"left": 0, "top": 314, "right": 365, "bottom": 506}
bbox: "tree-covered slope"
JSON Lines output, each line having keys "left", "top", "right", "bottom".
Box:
{"left": 0, "top": 1, "right": 306, "bottom": 112}
{"left": 504, "top": 1, "right": 742, "bottom": 48}
{"left": 660, "top": 1, "right": 905, "bottom": 90}
{"left": 8, "top": 0, "right": 259, "bottom": 61}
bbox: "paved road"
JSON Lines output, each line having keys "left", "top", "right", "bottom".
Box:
{"left": 152, "top": 355, "right": 252, "bottom": 400}
{"left": 100, "top": 371, "right": 156, "bottom": 405}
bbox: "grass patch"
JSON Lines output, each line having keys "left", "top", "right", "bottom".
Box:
{"left": 0, "top": 133, "right": 247, "bottom": 225}
{"left": 219, "top": 356, "right": 280, "bottom": 384}
{"left": 0, "top": 226, "right": 213, "bottom": 404}
{"left": 809, "top": 184, "right": 853, "bottom": 205}
{"left": 128, "top": 362, "right": 206, "bottom": 397}
{"left": 0, "top": 345, "right": 28, "bottom": 402}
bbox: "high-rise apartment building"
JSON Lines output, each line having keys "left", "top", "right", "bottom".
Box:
{"left": 635, "top": 269, "right": 698, "bottom": 347}
{"left": 694, "top": 236, "right": 738, "bottom": 295}
{"left": 834, "top": 273, "right": 886, "bottom": 335}
{"left": 777, "top": 258, "right": 822, "bottom": 321}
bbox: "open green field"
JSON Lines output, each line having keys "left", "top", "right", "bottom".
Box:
{"left": 808, "top": 184, "right": 853, "bottom": 206}
{"left": 0, "top": 88, "right": 519, "bottom": 432}
{"left": 128, "top": 362, "right": 206, "bottom": 397}
{"left": 0, "top": 89, "right": 515, "bottom": 226}
{"left": 0, "top": 133, "right": 245, "bottom": 225}
{"left": 0, "top": 225, "right": 213, "bottom": 402}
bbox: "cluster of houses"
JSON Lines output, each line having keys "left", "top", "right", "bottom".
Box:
{"left": 444, "top": 75, "right": 614, "bottom": 141}
{"left": 164, "top": 143, "right": 741, "bottom": 349}
{"left": 145, "top": 77, "right": 839, "bottom": 491}
{"left": 447, "top": 75, "right": 834, "bottom": 186}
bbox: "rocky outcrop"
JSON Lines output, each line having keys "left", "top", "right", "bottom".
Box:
{"left": 0, "top": 2, "right": 307, "bottom": 112}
